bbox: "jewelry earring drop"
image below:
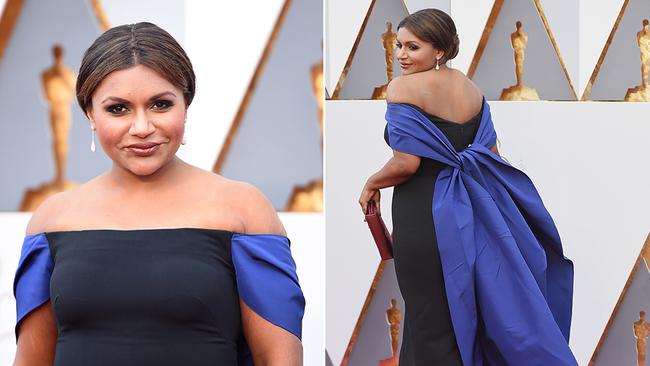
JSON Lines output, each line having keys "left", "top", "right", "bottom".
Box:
{"left": 435, "top": 57, "right": 440, "bottom": 70}
{"left": 90, "top": 127, "right": 96, "bottom": 152}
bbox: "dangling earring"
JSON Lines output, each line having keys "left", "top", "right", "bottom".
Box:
{"left": 90, "top": 126, "right": 96, "bottom": 152}
{"left": 435, "top": 57, "right": 440, "bottom": 70}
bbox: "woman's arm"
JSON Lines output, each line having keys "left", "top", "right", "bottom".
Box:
{"left": 14, "top": 195, "right": 61, "bottom": 365}
{"left": 233, "top": 182, "right": 303, "bottom": 366}
{"left": 359, "top": 150, "right": 420, "bottom": 214}
{"left": 13, "top": 298, "right": 57, "bottom": 366}
{"left": 240, "top": 301, "right": 303, "bottom": 366}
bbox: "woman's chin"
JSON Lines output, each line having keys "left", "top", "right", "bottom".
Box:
{"left": 122, "top": 160, "right": 167, "bottom": 177}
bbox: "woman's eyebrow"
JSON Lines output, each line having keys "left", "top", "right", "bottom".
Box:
{"left": 101, "top": 91, "right": 178, "bottom": 104}
{"left": 148, "top": 91, "right": 177, "bottom": 101}
{"left": 101, "top": 96, "right": 129, "bottom": 104}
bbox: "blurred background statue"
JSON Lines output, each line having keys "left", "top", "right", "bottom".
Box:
{"left": 20, "top": 45, "right": 78, "bottom": 211}
{"left": 500, "top": 21, "right": 540, "bottom": 101}
{"left": 312, "top": 58, "right": 324, "bottom": 143}
{"left": 372, "top": 21, "right": 398, "bottom": 99}
{"left": 635, "top": 310, "right": 650, "bottom": 366}
{"left": 378, "top": 298, "right": 401, "bottom": 366}
{"left": 286, "top": 57, "right": 323, "bottom": 212}
{"left": 625, "top": 19, "right": 650, "bottom": 102}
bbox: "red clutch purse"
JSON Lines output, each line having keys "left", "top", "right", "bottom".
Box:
{"left": 365, "top": 200, "right": 393, "bottom": 260}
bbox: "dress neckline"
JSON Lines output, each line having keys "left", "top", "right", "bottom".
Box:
{"left": 399, "top": 102, "right": 483, "bottom": 126}
{"left": 26, "top": 227, "right": 289, "bottom": 240}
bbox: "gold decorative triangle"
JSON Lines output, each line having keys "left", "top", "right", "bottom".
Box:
{"left": 580, "top": 0, "right": 650, "bottom": 101}
{"left": 467, "top": 0, "right": 577, "bottom": 100}
{"left": 340, "top": 260, "right": 405, "bottom": 365}
{"left": 341, "top": 261, "right": 387, "bottom": 365}
{"left": 212, "top": 0, "right": 292, "bottom": 174}
{"left": 589, "top": 232, "right": 650, "bottom": 365}
{"left": 211, "top": 0, "right": 322, "bottom": 211}
{"left": 0, "top": 0, "right": 109, "bottom": 62}
{"left": 331, "top": 0, "right": 409, "bottom": 100}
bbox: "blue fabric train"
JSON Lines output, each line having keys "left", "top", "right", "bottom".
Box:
{"left": 386, "top": 99, "right": 576, "bottom": 365}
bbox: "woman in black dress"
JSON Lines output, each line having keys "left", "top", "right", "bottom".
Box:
{"left": 359, "top": 9, "right": 575, "bottom": 366}
{"left": 359, "top": 11, "right": 482, "bottom": 365}
{"left": 14, "top": 23, "right": 304, "bottom": 366}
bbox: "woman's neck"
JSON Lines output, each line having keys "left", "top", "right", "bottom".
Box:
{"left": 107, "top": 156, "right": 186, "bottom": 192}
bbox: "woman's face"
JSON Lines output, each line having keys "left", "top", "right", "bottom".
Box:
{"left": 87, "top": 64, "right": 186, "bottom": 177}
{"left": 396, "top": 27, "right": 443, "bottom": 75}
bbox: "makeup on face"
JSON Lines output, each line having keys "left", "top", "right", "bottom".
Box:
{"left": 396, "top": 27, "right": 438, "bottom": 74}
{"left": 89, "top": 65, "right": 186, "bottom": 176}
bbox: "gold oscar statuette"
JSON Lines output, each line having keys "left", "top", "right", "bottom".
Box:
{"left": 634, "top": 310, "right": 650, "bottom": 366}
{"left": 20, "top": 45, "right": 79, "bottom": 212}
{"left": 378, "top": 298, "right": 401, "bottom": 366}
{"left": 311, "top": 58, "right": 324, "bottom": 141}
{"left": 625, "top": 19, "right": 650, "bottom": 102}
{"left": 500, "top": 21, "right": 540, "bottom": 101}
{"left": 372, "top": 21, "right": 398, "bottom": 100}
{"left": 285, "top": 57, "right": 323, "bottom": 212}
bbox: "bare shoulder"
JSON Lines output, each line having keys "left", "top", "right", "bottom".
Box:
{"left": 451, "top": 68, "right": 483, "bottom": 99}
{"left": 386, "top": 75, "right": 412, "bottom": 103}
{"left": 180, "top": 166, "right": 285, "bottom": 235}
{"left": 387, "top": 72, "right": 436, "bottom": 104}
{"left": 24, "top": 176, "right": 105, "bottom": 235}
{"left": 25, "top": 190, "right": 72, "bottom": 236}
{"left": 217, "top": 177, "right": 286, "bottom": 236}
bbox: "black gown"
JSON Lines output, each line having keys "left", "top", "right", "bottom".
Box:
{"left": 384, "top": 103, "right": 482, "bottom": 366}
{"left": 14, "top": 228, "right": 305, "bottom": 366}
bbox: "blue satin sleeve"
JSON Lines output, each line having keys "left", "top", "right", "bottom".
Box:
{"left": 231, "top": 233, "right": 305, "bottom": 339}
{"left": 13, "top": 233, "right": 54, "bottom": 337}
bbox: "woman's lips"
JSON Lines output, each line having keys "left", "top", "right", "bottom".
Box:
{"left": 400, "top": 63, "right": 411, "bottom": 69}
{"left": 126, "top": 143, "right": 161, "bottom": 157}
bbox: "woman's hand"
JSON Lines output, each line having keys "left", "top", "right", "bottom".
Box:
{"left": 359, "top": 183, "right": 381, "bottom": 216}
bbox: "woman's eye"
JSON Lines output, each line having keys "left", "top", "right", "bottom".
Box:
{"left": 396, "top": 43, "right": 402, "bottom": 49}
{"left": 106, "top": 104, "right": 128, "bottom": 114}
{"left": 152, "top": 100, "right": 173, "bottom": 110}
{"left": 409, "top": 45, "right": 418, "bottom": 50}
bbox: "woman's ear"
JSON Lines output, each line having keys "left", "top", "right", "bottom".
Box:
{"left": 86, "top": 110, "right": 96, "bottom": 129}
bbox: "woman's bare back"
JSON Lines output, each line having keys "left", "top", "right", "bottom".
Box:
{"left": 387, "top": 68, "right": 483, "bottom": 124}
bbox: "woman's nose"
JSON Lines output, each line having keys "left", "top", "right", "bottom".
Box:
{"left": 129, "top": 110, "right": 155, "bottom": 138}
{"left": 396, "top": 47, "right": 406, "bottom": 60}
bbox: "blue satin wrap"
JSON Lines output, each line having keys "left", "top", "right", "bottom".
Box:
{"left": 386, "top": 100, "right": 576, "bottom": 365}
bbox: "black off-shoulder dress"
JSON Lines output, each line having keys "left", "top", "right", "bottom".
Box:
{"left": 384, "top": 103, "right": 481, "bottom": 365}
{"left": 14, "top": 228, "right": 305, "bottom": 366}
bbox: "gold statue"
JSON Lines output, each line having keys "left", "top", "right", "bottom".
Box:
{"left": 378, "top": 298, "right": 401, "bottom": 366}
{"left": 311, "top": 58, "right": 324, "bottom": 142}
{"left": 285, "top": 56, "right": 324, "bottom": 212}
{"left": 372, "top": 22, "right": 398, "bottom": 99}
{"left": 20, "top": 45, "right": 78, "bottom": 211}
{"left": 500, "top": 21, "right": 540, "bottom": 101}
{"left": 625, "top": 19, "right": 650, "bottom": 102}
{"left": 635, "top": 310, "right": 650, "bottom": 366}
{"left": 382, "top": 22, "right": 398, "bottom": 84}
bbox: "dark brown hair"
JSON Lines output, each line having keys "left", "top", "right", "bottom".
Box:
{"left": 76, "top": 22, "right": 196, "bottom": 113}
{"left": 398, "top": 9, "right": 459, "bottom": 63}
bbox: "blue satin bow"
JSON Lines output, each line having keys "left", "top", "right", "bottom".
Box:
{"left": 386, "top": 99, "right": 576, "bottom": 365}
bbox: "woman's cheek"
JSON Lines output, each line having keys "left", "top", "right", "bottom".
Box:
{"left": 96, "top": 124, "right": 125, "bottom": 150}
